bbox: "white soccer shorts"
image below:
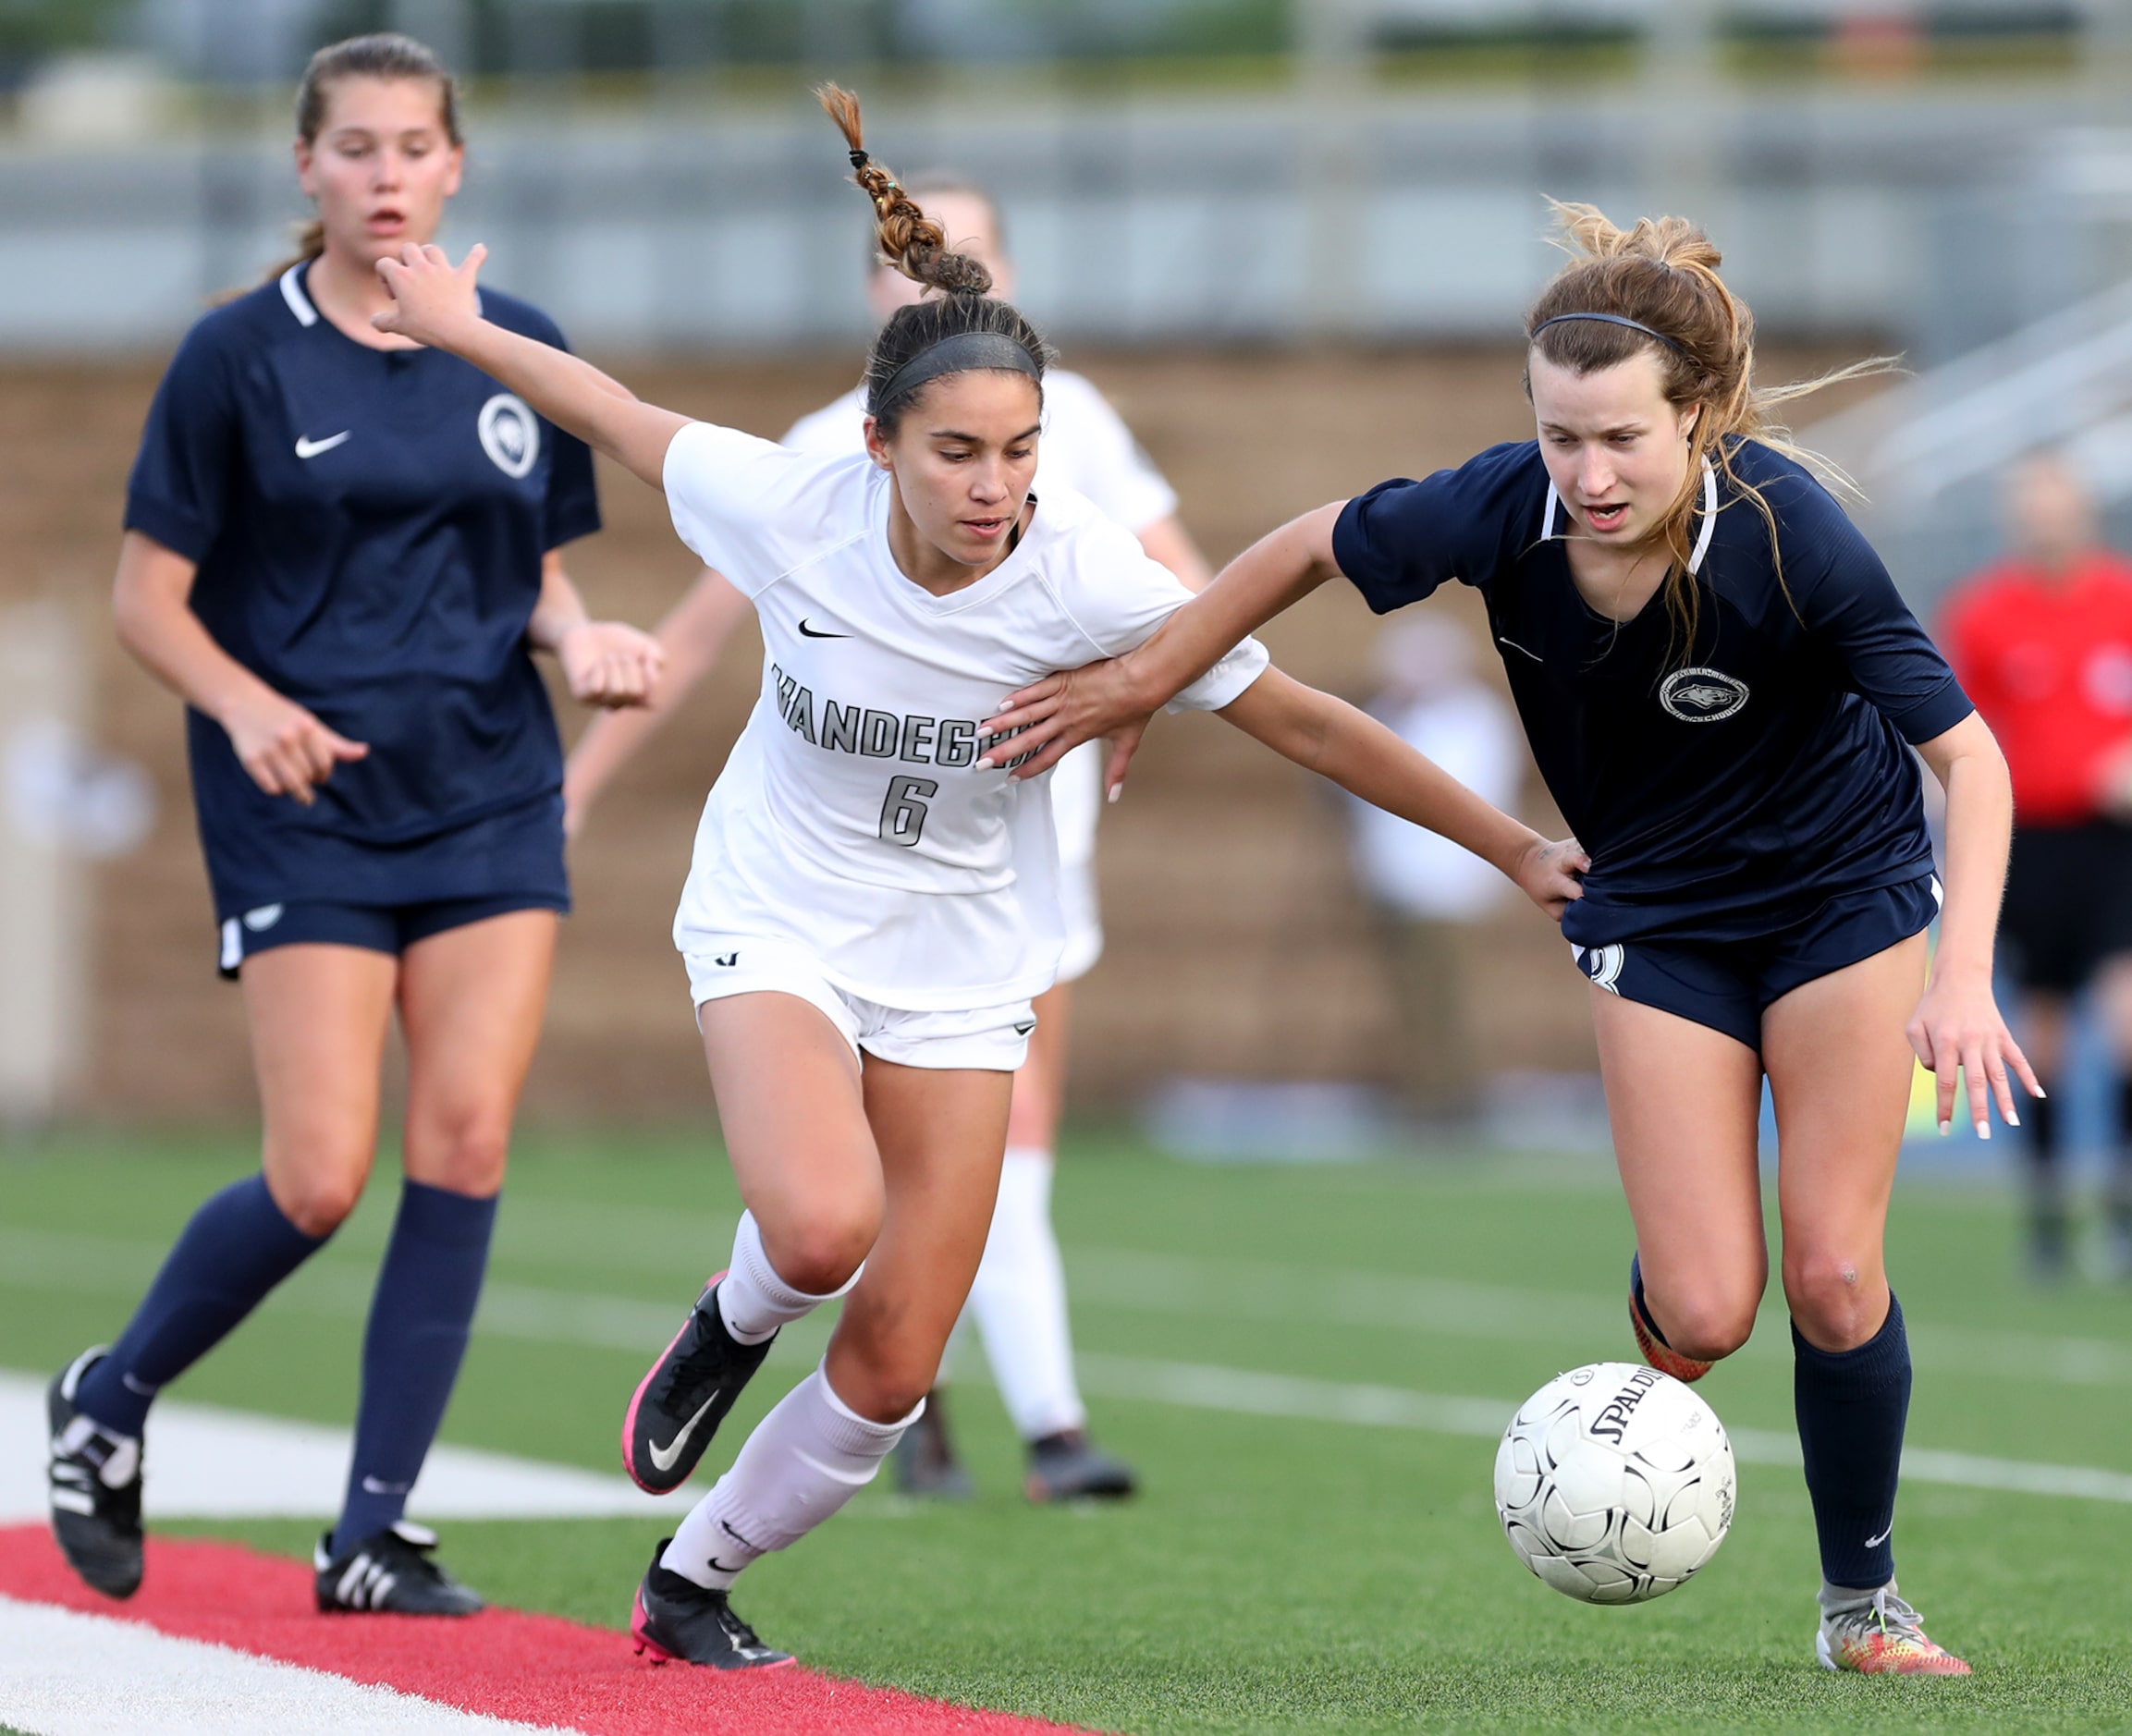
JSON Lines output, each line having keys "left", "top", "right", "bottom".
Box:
{"left": 685, "top": 937, "right": 1035, "bottom": 1072}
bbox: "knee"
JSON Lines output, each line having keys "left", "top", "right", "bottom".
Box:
{"left": 762, "top": 1214, "right": 876, "bottom": 1298}
{"left": 1783, "top": 1252, "right": 1885, "bottom": 1351}
{"left": 264, "top": 1165, "right": 365, "bottom": 1238}
{"left": 1650, "top": 1286, "right": 1759, "bottom": 1364}
{"left": 409, "top": 1112, "right": 512, "bottom": 1199}
{"left": 826, "top": 1328, "right": 936, "bottom": 1424}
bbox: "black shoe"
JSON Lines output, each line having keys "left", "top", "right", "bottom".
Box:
{"left": 621, "top": 1276, "right": 777, "bottom": 1495}
{"left": 631, "top": 1538, "right": 792, "bottom": 1669}
{"left": 1023, "top": 1429, "right": 1136, "bottom": 1502}
{"left": 892, "top": 1388, "right": 974, "bottom": 1500}
{"left": 47, "top": 1348, "right": 144, "bottom": 1600}
{"left": 314, "top": 1521, "right": 484, "bottom": 1615}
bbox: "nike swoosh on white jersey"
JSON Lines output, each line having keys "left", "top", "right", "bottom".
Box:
{"left": 295, "top": 431, "right": 352, "bottom": 459}
{"left": 646, "top": 1393, "right": 721, "bottom": 1473}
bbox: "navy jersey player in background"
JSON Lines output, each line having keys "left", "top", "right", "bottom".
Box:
{"left": 986, "top": 204, "right": 2037, "bottom": 1676}
{"left": 45, "top": 34, "right": 662, "bottom": 1616}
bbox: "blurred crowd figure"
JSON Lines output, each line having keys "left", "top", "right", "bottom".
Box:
{"left": 1347, "top": 616, "right": 1523, "bottom": 1129}
{"left": 1942, "top": 451, "right": 2132, "bottom": 1280}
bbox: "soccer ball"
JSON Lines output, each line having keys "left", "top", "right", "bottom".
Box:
{"left": 1493, "top": 1361, "right": 1735, "bottom": 1605}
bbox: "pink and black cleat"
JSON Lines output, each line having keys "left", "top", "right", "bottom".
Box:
{"left": 620, "top": 1274, "right": 776, "bottom": 1495}
{"left": 631, "top": 1538, "right": 791, "bottom": 1669}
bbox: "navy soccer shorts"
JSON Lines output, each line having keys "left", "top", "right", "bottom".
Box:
{"left": 215, "top": 893, "right": 568, "bottom": 980}
{"left": 1567, "top": 874, "right": 1942, "bottom": 1051}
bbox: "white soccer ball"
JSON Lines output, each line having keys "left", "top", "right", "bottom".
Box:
{"left": 1493, "top": 1361, "right": 1736, "bottom": 1605}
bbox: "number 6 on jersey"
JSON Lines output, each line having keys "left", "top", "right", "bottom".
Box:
{"left": 879, "top": 775, "right": 937, "bottom": 847}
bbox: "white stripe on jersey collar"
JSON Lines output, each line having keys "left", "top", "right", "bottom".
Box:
{"left": 280, "top": 260, "right": 482, "bottom": 332}
{"left": 280, "top": 263, "right": 319, "bottom": 327}
{"left": 1538, "top": 458, "right": 1720, "bottom": 575}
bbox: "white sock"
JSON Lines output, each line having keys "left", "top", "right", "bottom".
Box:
{"left": 969, "top": 1147, "right": 1087, "bottom": 1441}
{"left": 715, "top": 1211, "right": 853, "bottom": 1346}
{"left": 660, "top": 1364, "right": 917, "bottom": 1590}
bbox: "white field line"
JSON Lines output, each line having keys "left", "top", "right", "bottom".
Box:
{"left": 0, "top": 1372, "right": 665, "bottom": 1524}
{"left": 7, "top": 1224, "right": 2131, "bottom": 1391}
{"left": 0, "top": 1595, "right": 581, "bottom": 1736}
{"left": 1058, "top": 1246, "right": 2132, "bottom": 1389}
{"left": 7, "top": 1226, "right": 2132, "bottom": 1507}
{"left": 1069, "top": 1353, "right": 2132, "bottom": 1505}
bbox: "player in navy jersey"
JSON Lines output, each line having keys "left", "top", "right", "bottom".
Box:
{"left": 45, "top": 34, "right": 661, "bottom": 1616}
{"left": 367, "top": 88, "right": 1585, "bottom": 1667}
{"left": 987, "top": 204, "right": 2038, "bottom": 1675}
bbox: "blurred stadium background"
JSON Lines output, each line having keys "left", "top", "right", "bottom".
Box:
{"left": 2, "top": 0, "right": 2128, "bottom": 1142}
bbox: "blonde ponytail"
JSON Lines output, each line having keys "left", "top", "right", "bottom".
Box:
{"left": 1525, "top": 200, "right": 1895, "bottom": 662}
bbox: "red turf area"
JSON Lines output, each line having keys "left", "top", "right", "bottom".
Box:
{"left": 0, "top": 1524, "right": 1092, "bottom": 1735}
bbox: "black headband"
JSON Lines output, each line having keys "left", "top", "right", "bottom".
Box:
{"left": 870, "top": 330, "right": 1041, "bottom": 415}
{"left": 1530, "top": 312, "right": 1688, "bottom": 356}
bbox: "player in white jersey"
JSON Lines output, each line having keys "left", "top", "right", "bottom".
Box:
{"left": 564, "top": 178, "right": 1204, "bottom": 1505}
{"left": 374, "top": 84, "right": 1586, "bottom": 1668}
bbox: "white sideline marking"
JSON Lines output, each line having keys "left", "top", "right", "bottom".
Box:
{"left": 0, "top": 1595, "right": 580, "bottom": 1735}
{"left": 1070, "top": 1354, "right": 2132, "bottom": 1505}
{"left": 13, "top": 1221, "right": 2132, "bottom": 1391}
{"left": 1061, "top": 1246, "right": 2132, "bottom": 1388}
{"left": 7, "top": 1226, "right": 2132, "bottom": 1508}
{"left": 0, "top": 1372, "right": 665, "bottom": 1524}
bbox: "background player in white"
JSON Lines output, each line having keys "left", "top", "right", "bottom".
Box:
{"left": 565, "top": 177, "right": 1213, "bottom": 1502}
{"left": 374, "top": 85, "right": 1585, "bottom": 1666}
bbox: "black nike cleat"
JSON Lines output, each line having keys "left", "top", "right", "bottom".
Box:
{"left": 621, "top": 1275, "right": 776, "bottom": 1495}
{"left": 314, "top": 1521, "right": 484, "bottom": 1615}
{"left": 47, "top": 1348, "right": 144, "bottom": 1600}
{"left": 631, "top": 1539, "right": 792, "bottom": 1669}
{"left": 891, "top": 1388, "right": 974, "bottom": 1500}
{"left": 1023, "top": 1429, "right": 1137, "bottom": 1503}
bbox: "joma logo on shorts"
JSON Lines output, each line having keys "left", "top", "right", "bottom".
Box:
{"left": 1588, "top": 1367, "right": 1663, "bottom": 1442}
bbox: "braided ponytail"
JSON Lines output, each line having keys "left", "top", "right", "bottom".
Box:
{"left": 815, "top": 84, "right": 1054, "bottom": 438}
{"left": 1525, "top": 200, "right": 1893, "bottom": 664}
{"left": 817, "top": 84, "right": 994, "bottom": 298}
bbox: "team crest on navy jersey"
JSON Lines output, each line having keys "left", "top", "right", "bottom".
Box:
{"left": 1659, "top": 666, "right": 1749, "bottom": 723}
{"left": 477, "top": 394, "right": 540, "bottom": 479}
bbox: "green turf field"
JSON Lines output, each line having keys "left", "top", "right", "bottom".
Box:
{"left": 6, "top": 1131, "right": 2132, "bottom": 1733}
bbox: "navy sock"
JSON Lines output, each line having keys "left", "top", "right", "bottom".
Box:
{"left": 76, "top": 1175, "right": 325, "bottom": 1437}
{"left": 1794, "top": 1292, "right": 1911, "bottom": 1591}
{"left": 331, "top": 1181, "right": 497, "bottom": 1555}
{"left": 1629, "top": 1251, "right": 1673, "bottom": 1347}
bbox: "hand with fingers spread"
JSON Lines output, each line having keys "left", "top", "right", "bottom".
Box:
{"left": 373, "top": 240, "right": 488, "bottom": 348}
{"left": 220, "top": 684, "right": 368, "bottom": 806}
{"left": 558, "top": 620, "right": 665, "bottom": 711}
{"left": 980, "top": 655, "right": 1158, "bottom": 798}
{"left": 1905, "top": 968, "right": 2043, "bottom": 1141}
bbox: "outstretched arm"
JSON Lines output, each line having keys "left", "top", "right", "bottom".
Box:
{"left": 981, "top": 503, "right": 1346, "bottom": 790}
{"left": 1217, "top": 666, "right": 1586, "bottom": 920}
{"left": 563, "top": 567, "right": 753, "bottom": 833}
{"left": 1910, "top": 711, "right": 2040, "bottom": 1136}
{"left": 374, "top": 243, "right": 689, "bottom": 490}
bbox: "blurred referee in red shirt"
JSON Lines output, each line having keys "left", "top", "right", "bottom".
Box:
{"left": 1944, "top": 451, "right": 2132, "bottom": 1279}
